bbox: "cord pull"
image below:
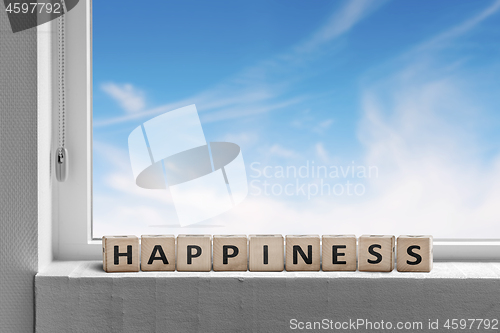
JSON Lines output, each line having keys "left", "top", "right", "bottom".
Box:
{"left": 55, "top": 147, "right": 68, "bottom": 182}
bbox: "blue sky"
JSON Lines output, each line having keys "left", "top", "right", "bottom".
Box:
{"left": 92, "top": 0, "right": 500, "bottom": 238}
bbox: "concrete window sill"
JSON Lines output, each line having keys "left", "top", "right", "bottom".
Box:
{"left": 36, "top": 261, "right": 500, "bottom": 333}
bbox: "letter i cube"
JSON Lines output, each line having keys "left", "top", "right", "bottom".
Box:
{"left": 249, "top": 235, "right": 284, "bottom": 272}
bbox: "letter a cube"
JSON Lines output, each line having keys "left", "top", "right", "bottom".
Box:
{"left": 141, "top": 235, "right": 176, "bottom": 271}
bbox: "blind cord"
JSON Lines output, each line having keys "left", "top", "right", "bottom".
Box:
{"left": 56, "top": 6, "right": 68, "bottom": 182}
{"left": 58, "top": 12, "right": 65, "bottom": 149}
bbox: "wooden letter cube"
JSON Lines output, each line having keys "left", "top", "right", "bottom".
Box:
{"left": 213, "top": 235, "right": 248, "bottom": 271}
{"left": 102, "top": 235, "right": 140, "bottom": 272}
{"left": 249, "top": 235, "right": 284, "bottom": 272}
{"left": 358, "top": 235, "right": 395, "bottom": 272}
{"left": 141, "top": 235, "right": 176, "bottom": 271}
{"left": 176, "top": 235, "right": 212, "bottom": 271}
{"left": 285, "top": 235, "right": 320, "bottom": 271}
{"left": 397, "top": 235, "right": 433, "bottom": 272}
{"left": 322, "top": 235, "right": 357, "bottom": 271}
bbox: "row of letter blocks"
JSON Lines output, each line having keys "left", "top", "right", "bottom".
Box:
{"left": 103, "top": 235, "right": 432, "bottom": 273}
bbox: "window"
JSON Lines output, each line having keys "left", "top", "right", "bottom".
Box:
{"left": 53, "top": 0, "right": 500, "bottom": 260}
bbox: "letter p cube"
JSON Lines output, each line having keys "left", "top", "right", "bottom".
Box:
{"left": 177, "top": 235, "right": 212, "bottom": 271}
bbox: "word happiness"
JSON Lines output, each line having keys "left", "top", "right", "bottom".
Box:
{"left": 103, "top": 235, "right": 433, "bottom": 273}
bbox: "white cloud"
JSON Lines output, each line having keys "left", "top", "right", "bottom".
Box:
{"left": 313, "top": 119, "right": 334, "bottom": 134}
{"left": 101, "top": 83, "right": 146, "bottom": 113}
{"left": 202, "top": 69, "right": 500, "bottom": 237}
{"left": 352, "top": 77, "right": 500, "bottom": 238}
{"left": 94, "top": 72, "right": 500, "bottom": 237}
{"left": 315, "top": 142, "right": 329, "bottom": 163}
{"left": 219, "top": 132, "right": 259, "bottom": 147}
{"left": 268, "top": 144, "right": 299, "bottom": 159}
{"left": 93, "top": 141, "right": 174, "bottom": 205}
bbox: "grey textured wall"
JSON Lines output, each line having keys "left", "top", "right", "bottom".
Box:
{"left": 0, "top": 10, "right": 38, "bottom": 333}
{"left": 36, "top": 261, "right": 500, "bottom": 333}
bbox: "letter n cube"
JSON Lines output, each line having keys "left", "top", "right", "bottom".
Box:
{"left": 285, "top": 235, "right": 320, "bottom": 271}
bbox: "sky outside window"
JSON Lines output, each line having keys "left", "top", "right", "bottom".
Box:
{"left": 92, "top": 0, "right": 500, "bottom": 238}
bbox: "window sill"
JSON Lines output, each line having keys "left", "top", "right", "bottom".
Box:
{"left": 37, "top": 260, "right": 500, "bottom": 279}
{"left": 35, "top": 261, "right": 500, "bottom": 332}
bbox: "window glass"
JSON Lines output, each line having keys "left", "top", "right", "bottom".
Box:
{"left": 93, "top": 0, "right": 500, "bottom": 238}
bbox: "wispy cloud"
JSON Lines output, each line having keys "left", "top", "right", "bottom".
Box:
{"left": 290, "top": 108, "right": 334, "bottom": 135}
{"left": 297, "top": 0, "right": 386, "bottom": 53}
{"left": 95, "top": 0, "right": 385, "bottom": 127}
{"left": 101, "top": 83, "right": 146, "bottom": 113}
{"left": 200, "top": 96, "right": 307, "bottom": 123}
{"left": 94, "top": 85, "right": 281, "bottom": 127}
{"left": 417, "top": 0, "right": 500, "bottom": 52}
{"left": 380, "top": 0, "right": 500, "bottom": 71}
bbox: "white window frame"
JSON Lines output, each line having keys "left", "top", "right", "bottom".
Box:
{"left": 40, "top": 0, "right": 500, "bottom": 261}
{"left": 38, "top": 0, "right": 101, "bottom": 260}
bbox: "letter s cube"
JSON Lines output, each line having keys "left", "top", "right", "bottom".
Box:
{"left": 397, "top": 235, "right": 433, "bottom": 272}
